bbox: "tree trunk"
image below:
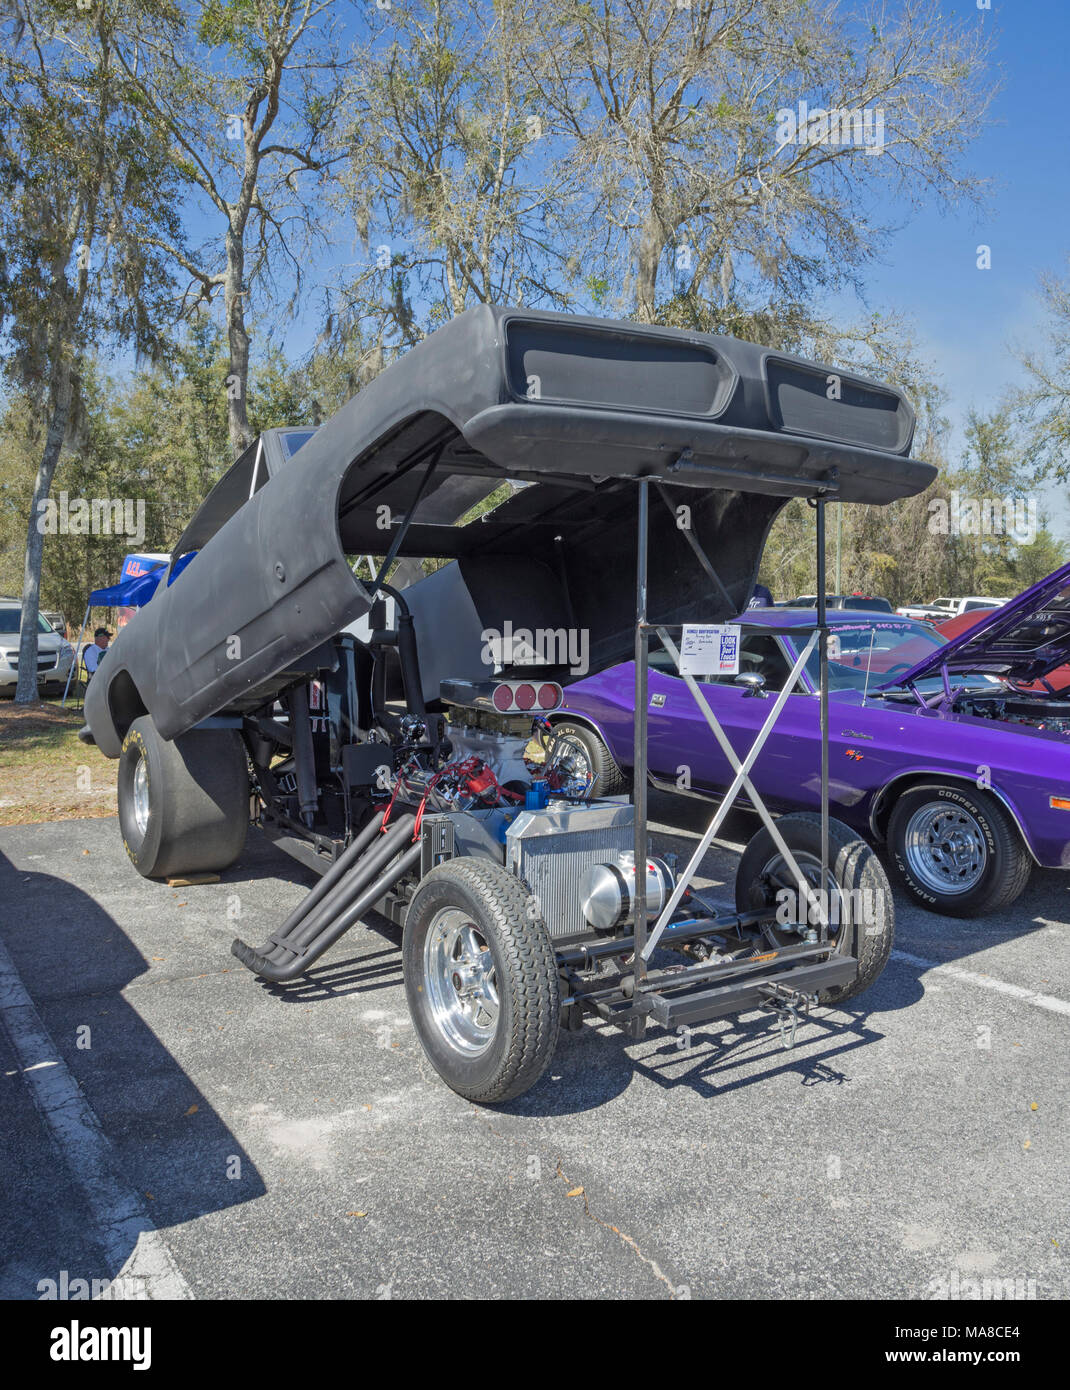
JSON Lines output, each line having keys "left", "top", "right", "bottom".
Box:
{"left": 635, "top": 212, "right": 663, "bottom": 323}
{"left": 224, "top": 226, "right": 253, "bottom": 457}
{"left": 15, "top": 365, "right": 74, "bottom": 704}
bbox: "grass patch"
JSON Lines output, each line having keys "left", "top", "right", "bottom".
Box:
{"left": 0, "top": 698, "right": 116, "bottom": 826}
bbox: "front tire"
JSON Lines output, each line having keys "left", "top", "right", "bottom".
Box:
{"left": 735, "top": 812, "right": 894, "bottom": 1004}
{"left": 403, "top": 858, "right": 560, "bottom": 1104}
{"left": 887, "top": 782, "right": 1031, "bottom": 917}
{"left": 118, "top": 715, "right": 249, "bottom": 879}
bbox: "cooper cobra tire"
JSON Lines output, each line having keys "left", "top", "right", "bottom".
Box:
{"left": 735, "top": 812, "right": 893, "bottom": 1004}
{"left": 403, "top": 858, "right": 560, "bottom": 1104}
{"left": 117, "top": 715, "right": 249, "bottom": 879}
{"left": 549, "top": 721, "right": 630, "bottom": 797}
{"left": 887, "top": 782, "right": 1031, "bottom": 917}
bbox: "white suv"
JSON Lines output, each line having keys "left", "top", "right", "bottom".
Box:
{"left": 0, "top": 601, "right": 75, "bottom": 695}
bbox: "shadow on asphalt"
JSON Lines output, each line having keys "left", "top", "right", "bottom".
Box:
{"left": 492, "top": 1003, "right": 885, "bottom": 1117}
{"left": 631, "top": 1005, "right": 884, "bottom": 1097}
{"left": 0, "top": 849, "right": 266, "bottom": 1299}
{"left": 170, "top": 788, "right": 1052, "bottom": 1122}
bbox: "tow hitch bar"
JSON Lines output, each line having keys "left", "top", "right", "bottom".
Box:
{"left": 758, "top": 985, "right": 818, "bottom": 1050}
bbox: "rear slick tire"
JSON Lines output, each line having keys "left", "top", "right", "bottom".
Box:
{"left": 117, "top": 715, "right": 249, "bottom": 879}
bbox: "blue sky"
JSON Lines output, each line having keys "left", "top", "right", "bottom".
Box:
{"left": 831, "top": 0, "right": 1070, "bottom": 530}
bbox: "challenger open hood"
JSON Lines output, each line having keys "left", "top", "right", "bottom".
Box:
{"left": 883, "top": 560, "right": 1070, "bottom": 687}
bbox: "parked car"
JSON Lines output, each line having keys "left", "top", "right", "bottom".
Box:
{"left": 556, "top": 562, "right": 1070, "bottom": 917}
{"left": 80, "top": 304, "right": 933, "bottom": 1102}
{"left": 928, "top": 594, "right": 1006, "bottom": 617}
{"left": 0, "top": 601, "right": 75, "bottom": 695}
{"left": 899, "top": 595, "right": 1008, "bottom": 621}
{"left": 895, "top": 600, "right": 949, "bottom": 622}
{"left": 781, "top": 593, "right": 894, "bottom": 612}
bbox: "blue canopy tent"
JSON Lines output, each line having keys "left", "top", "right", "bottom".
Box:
{"left": 88, "top": 565, "right": 169, "bottom": 608}
{"left": 62, "top": 554, "right": 195, "bottom": 704}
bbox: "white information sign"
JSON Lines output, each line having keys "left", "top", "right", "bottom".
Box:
{"left": 678, "top": 623, "right": 741, "bottom": 676}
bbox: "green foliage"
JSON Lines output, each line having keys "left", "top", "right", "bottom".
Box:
{"left": 585, "top": 277, "right": 610, "bottom": 307}
{"left": 1014, "top": 259, "right": 1070, "bottom": 487}
{"left": 1016, "top": 530, "right": 1068, "bottom": 588}
{"left": 760, "top": 405, "right": 1055, "bottom": 607}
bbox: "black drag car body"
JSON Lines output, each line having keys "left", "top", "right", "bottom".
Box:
{"left": 82, "top": 306, "right": 933, "bottom": 1103}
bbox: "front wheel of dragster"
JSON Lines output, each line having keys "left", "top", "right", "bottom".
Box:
{"left": 734, "top": 813, "right": 893, "bottom": 1004}
{"left": 117, "top": 715, "right": 249, "bottom": 879}
{"left": 403, "top": 858, "right": 560, "bottom": 1104}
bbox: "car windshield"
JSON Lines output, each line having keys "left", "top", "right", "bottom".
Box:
{"left": 792, "top": 619, "right": 947, "bottom": 691}
{"left": 842, "top": 596, "right": 891, "bottom": 611}
{"left": 0, "top": 609, "right": 54, "bottom": 635}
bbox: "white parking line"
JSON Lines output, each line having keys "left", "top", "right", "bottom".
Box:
{"left": 0, "top": 936, "right": 193, "bottom": 1300}
{"left": 891, "top": 948, "right": 1070, "bottom": 1019}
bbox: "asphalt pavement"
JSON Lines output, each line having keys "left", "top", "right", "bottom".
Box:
{"left": 1, "top": 793, "right": 1066, "bottom": 1300}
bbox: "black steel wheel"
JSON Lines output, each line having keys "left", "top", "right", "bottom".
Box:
{"left": 735, "top": 813, "right": 893, "bottom": 1004}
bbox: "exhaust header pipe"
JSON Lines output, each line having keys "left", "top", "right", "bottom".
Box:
{"left": 232, "top": 817, "right": 420, "bottom": 982}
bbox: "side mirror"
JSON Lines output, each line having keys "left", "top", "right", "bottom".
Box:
{"left": 734, "top": 672, "right": 767, "bottom": 698}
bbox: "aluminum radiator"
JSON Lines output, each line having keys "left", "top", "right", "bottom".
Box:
{"left": 504, "top": 800, "right": 634, "bottom": 940}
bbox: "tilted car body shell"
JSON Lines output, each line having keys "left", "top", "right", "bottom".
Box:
{"left": 84, "top": 305, "right": 933, "bottom": 757}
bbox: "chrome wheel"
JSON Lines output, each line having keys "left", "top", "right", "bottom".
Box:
{"left": 423, "top": 908, "right": 499, "bottom": 1055}
{"left": 132, "top": 756, "right": 151, "bottom": 839}
{"left": 903, "top": 803, "right": 987, "bottom": 895}
{"left": 548, "top": 734, "right": 594, "bottom": 794}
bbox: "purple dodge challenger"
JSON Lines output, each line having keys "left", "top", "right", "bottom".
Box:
{"left": 554, "top": 561, "right": 1070, "bottom": 918}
